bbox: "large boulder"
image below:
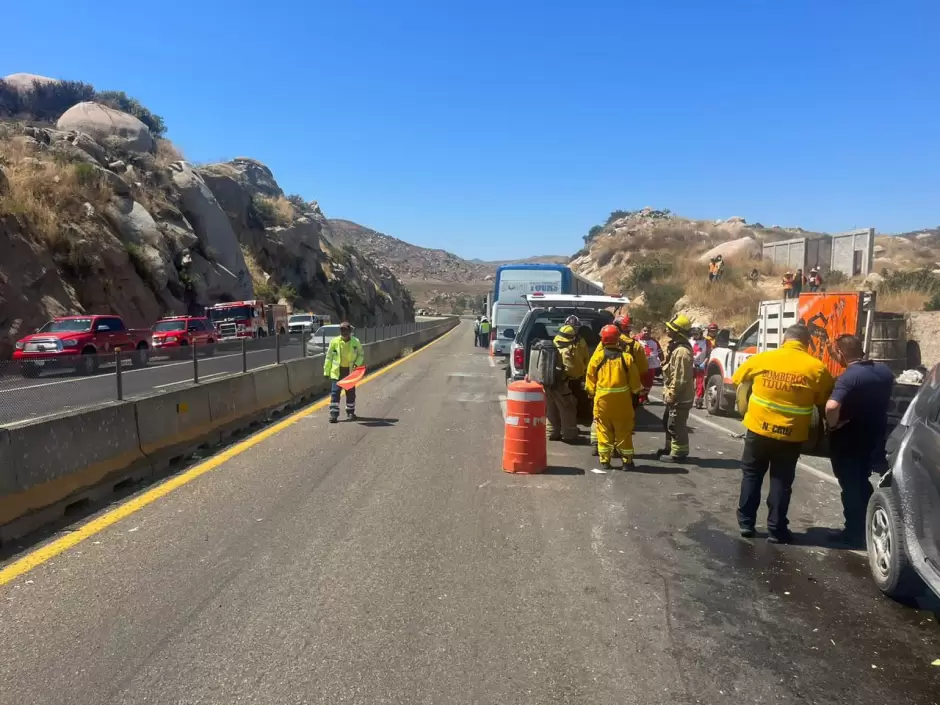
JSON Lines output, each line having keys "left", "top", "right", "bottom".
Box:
{"left": 56, "top": 102, "right": 154, "bottom": 153}
{"left": 169, "top": 162, "right": 253, "bottom": 299}
{"left": 200, "top": 158, "right": 282, "bottom": 198}
{"left": 2, "top": 73, "right": 58, "bottom": 91}
{"left": 104, "top": 197, "right": 178, "bottom": 293}
{"left": 697, "top": 236, "right": 761, "bottom": 263}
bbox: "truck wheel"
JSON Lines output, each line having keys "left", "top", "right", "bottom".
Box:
{"left": 866, "top": 486, "right": 922, "bottom": 598}
{"left": 132, "top": 344, "right": 150, "bottom": 368}
{"left": 705, "top": 374, "right": 725, "bottom": 416}
{"left": 19, "top": 362, "right": 41, "bottom": 379}
{"left": 78, "top": 349, "right": 99, "bottom": 375}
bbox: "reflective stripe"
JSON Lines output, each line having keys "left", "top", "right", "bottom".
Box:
{"left": 507, "top": 390, "right": 545, "bottom": 402}
{"left": 505, "top": 415, "right": 546, "bottom": 426}
{"left": 750, "top": 394, "right": 814, "bottom": 416}
{"left": 597, "top": 385, "right": 629, "bottom": 394}
{"left": 506, "top": 415, "right": 521, "bottom": 426}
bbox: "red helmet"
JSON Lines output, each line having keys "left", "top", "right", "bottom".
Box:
{"left": 600, "top": 325, "right": 621, "bottom": 346}
{"left": 707, "top": 322, "right": 718, "bottom": 332}
{"left": 614, "top": 315, "right": 631, "bottom": 331}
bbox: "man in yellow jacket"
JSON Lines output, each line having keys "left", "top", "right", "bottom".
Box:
{"left": 587, "top": 325, "right": 644, "bottom": 470}
{"left": 324, "top": 322, "right": 365, "bottom": 423}
{"left": 732, "top": 324, "right": 835, "bottom": 543}
{"left": 590, "top": 314, "right": 648, "bottom": 454}
{"left": 557, "top": 315, "right": 591, "bottom": 424}
{"left": 545, "top": 324, "right": 581, "bottom": 442}
{"left": 659, "top": 314, "right": 695, "bottom": 463}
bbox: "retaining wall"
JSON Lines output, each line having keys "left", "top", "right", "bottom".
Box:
{"left": 0, "top": 317, "right": 458, "bottom": 540}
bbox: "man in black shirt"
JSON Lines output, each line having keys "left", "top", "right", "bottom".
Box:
{"left": 825, "top": 334, "right": 894, "bottom": 546}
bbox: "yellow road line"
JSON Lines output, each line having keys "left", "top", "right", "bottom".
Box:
{"left": 0, "top": 326, "right": 458, "bottom": 587}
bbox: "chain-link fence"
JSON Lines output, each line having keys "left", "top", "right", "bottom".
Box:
{"left": 0, "top": 319, "right": 454, "bottom": 426}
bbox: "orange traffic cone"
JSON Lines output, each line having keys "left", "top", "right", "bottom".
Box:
{"left": 502, "top": 380, "right": 547, "bottom": 473}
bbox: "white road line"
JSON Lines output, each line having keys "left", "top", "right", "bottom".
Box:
{"left": 153, "top": 371, "right": 229, "bottom": 388}
{"left": 648, "top": 391, "right": 838, "bottom": 486}
{"left": 488, "top": 356, "right": 497, "bottom": 368}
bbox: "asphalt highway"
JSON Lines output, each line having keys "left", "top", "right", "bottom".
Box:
{"left": 1, "top": 322, "right": 937, "bottom": 704}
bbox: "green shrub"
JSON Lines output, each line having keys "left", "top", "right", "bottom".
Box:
{"left": 620, "top": 255, "right": 674, "bottom": 292}
{"left": 926, "top": 292, "right": 940, "bottom": 311}
{"left": 286, "top": 194, "right": 306, "bottom": 208}
{"left": 249, "top": 194, "right": 278, "bottom": 228}
{"left": 825, "top": 269, "right": 848, "bottom": 287}
{"left": 254, "top": 279, "right": 276, "bottom": 303}
{"left": 95, "top": 90, "right": 166, "bottom": 137}
{"left": 277, "top": 284, "right": 298, "bottom": 303}
{"left": 0, "top": 79, "right": 96, "bottom": 121}
{"left": 879, "top": 268, "right": 940, "bottom": 295}
{"left": 584, "top": 224, "right": 603, "bottom": 244}
{"left": 73, "top": 162, "right": 98, "bottom": 187}
{"left": 606, "top": 209, "right": 634, "bottom": 225}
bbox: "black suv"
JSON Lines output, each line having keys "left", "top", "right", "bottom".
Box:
{"left": 505, "top": 294, "right": 630, "bottom": 384}
{"left": 866, "top": 364, "right": 940, "bottom": 601}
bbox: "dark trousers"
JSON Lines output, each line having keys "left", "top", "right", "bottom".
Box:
{"left": 737, "top": 431, "right": 801, "bottom": 534}
{"left": 478, "top": 332, "right": 489, "bottom": 348}
{"left": 829, "top": 432, "right": 876, "bottom": 536}
{"left": 569, "top": 378, "right": 592, "bottom": 426}
{"left": 329, "top": 367, "right": 356, "bottom": 418}
{"left": 473, "top": 330, "right": 480, "bottom": 347}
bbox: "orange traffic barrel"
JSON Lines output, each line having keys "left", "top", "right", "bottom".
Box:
{"left": 502, "top": 380, "right": 547, "bottom": 474}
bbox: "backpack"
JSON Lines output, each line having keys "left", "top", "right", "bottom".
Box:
{"left": 528, "top": 340, "right": 563, "bottom": 387}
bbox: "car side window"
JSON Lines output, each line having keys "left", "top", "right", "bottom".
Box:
{"left": 738, "top": 324, "right": 758, "bottom": 351}
{"left": 189, "top": 320, "right": 204, "bottom": 331}
{"left": 106, "top": 317, "right": 126, "bottom": 332}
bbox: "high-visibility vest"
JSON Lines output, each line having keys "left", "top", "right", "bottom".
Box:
{"left": 480, "top": 321, "right": 491, "bottom": 334}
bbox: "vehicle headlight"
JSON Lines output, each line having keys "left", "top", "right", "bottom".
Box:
{"left": 15, "top": 341, "right": 24, "bottom": 350}
{"left": 165, "top": 336, "right": 178, "bottom": 343}
{"left": 237, "top": 324, "right": 246, "bottom": 331}
{"left": 61, "top": 339, "right": 79, "bottom": 348}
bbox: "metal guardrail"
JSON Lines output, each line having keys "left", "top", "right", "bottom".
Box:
{"left": 0, "top": 319, "right": 452, "bottom": 426}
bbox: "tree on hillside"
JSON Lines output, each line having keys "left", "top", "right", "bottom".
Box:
{"left": 584, "top": 224, "right": 603, "bottom": 244}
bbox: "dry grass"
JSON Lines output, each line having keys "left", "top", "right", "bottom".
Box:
{"left": 876, "top": 287, "right": 930, "bottom": 313}
{"left": 670, "top": 258, "right": 765, "bottom": 330}
{"left": 252, "top": 194, "right": 295, "bottom": 227}
{"left": 272, "top": 195, "right": 295, "bottom": 226}
{"left": 0, "top": 137, "right": 113, "bottom": 249}
{"left": 154, "top": 138, "right": 185, "bottom": 168}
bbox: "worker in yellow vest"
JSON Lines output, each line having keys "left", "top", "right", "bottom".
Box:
{"left": 732, "top": 324, "right": 835, "bottom": 543}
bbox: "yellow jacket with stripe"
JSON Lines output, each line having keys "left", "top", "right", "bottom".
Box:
{"left": 594, "top": 335, "right": 649, "bottom": 377}
{"left": 555, "top": 335, "right": 590, "bottom": 379}
{"left": 731, "top": 340, "right": 835, "bottom": 443}
{"left": 663, "top": 340, "right": 695, "bottom": 406}
{"left": 586, "top": 346, "right": 643, "bottom": 399}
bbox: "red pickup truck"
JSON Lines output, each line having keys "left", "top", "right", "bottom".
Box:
{"left": 13, "top": 315, "right": 152, "bottom": 377}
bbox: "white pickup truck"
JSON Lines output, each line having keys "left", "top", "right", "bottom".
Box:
{"left": 702, "top": 291, "right": 919, "bottom": 454}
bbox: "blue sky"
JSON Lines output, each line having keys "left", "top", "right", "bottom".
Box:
{"left": 2, "top": 0, "right": 937, "bottom": 259}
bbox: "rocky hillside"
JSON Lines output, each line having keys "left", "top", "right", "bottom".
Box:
{"left": 0, "top": 73, "right": 413, "bottom": 356}
{"left": 572, "top": 207, "right": 940, "bottom": 332}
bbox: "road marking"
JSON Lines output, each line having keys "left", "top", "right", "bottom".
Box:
{"left": 153, "top": 371, "right": 229, "bottom": 388}
{"left": 488, "top": 356, "right": 497, "bottom": 368}
{"left": 0, "top": 325, "right": 458, "bottom": 587}
{"left": 648, "top": 392, "right": 837, "bottom": 486}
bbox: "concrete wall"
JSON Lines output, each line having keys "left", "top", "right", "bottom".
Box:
{"left": 906, "top": 311, "right": 940, "bottom": 371}
{"left": 0, "top": 317, "right": 459, "bottom": 539}
{"left": 830, "top": 228, "right": 874, "bottom": 277}
{"left": 762, "top": 238, "right": 807, "bottom": 272}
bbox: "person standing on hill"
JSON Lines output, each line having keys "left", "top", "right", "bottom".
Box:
{"left": 473, "top": 317, "right": 481, "bottom": 347}
{"left": 587, "top": 325, "right": 644, "bottom": 470}
{"left": 658, "top": 314, "right": 695, "bottom": 463}
{"left": 807, "top": 267, "right": 822, "bottom": 292}
{"left": 782, "top": 272, "right": 794, "bottom": 299}
{"left": 732, "top": 324, "right": 835, "bottom": 543}
{"left": 792, "top": 268, "right": 806, "bottom": 297}
{"left": 324, "top": 322, "right": 365, "bottom": 423}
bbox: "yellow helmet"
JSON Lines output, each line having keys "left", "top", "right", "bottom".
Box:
{"left": 557, "top": 324, "right": 577, "bottom": 338}
{"left": 665, "top": 313, "right": 692, "bottom": 337}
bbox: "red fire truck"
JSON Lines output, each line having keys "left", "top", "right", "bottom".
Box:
{"left": 205, "top": 300, "right": 289, "bottom": 340}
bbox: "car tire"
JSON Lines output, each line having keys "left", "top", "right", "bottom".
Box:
{"left": 132, "top": 344, "right": 149, "bottom": 368}
{"left": 866, "top": 486, "right": 922, "bottom": 598}
{"left": 705, "top": 373, "right": 725, "bottom": 416}
{"left": 78, "top": 349, "right": 98, "bottom": 375}
{"left": 19, "top": 362, "right": 41, "bottom": 379}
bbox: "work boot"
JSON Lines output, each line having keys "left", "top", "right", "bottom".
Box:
{"left": 658, "top": 454, "right": 688, "bottom": 464}
{"left": 767, "top": 529, "right": 794, "bottom": 545}
{"left": 347, "top": 412, "right": 357, "bottom": 421}
{"left": 739, "top": 526, "right": 756, "bottom": 538}
{"left": 599, "top": 461, "right": 613, "bottom": 471}
{"left": 591, "top": 445, "right": 599, "bottom": 457}
{"left": 548, "top": 434, "right": 563, "bottom": 442}
{"left": 694, "top": 399, "right": 704, "bottom": 409}
{"left": 329, "top": 415, "right": 339, "bottom": 424}
{"left": 829, "top": 529, "right": 865, "bottom": 548}
{"left": 620, "top": 459, "right": 636, "bottom": 471}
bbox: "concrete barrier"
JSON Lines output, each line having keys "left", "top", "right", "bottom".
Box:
{"left": 0, "top": 403, "right": 145, "bottom": 528}
{"left": 0, "top": 318, "right": 460, "bottom": 542}
{"left": 135, "top": 385, "right": 215, "bottom": 464}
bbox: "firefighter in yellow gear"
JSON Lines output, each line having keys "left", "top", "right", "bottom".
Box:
{"left": 731, "top": 324, "right": 835, "bottom": 542}
{"left": 590, "top": 314, "right": 648, "bottom": 455}
{"left": 558, "top": 315, "right": 592, "bottom": 424}
{"left": 545, "top": 324, "right": 580, "bottom": 442}
{"left": 587, "top": 324, "right": 644, "bottom": 470}
{"left": 659, "top": 313, "right": 695, "bottom": 462}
